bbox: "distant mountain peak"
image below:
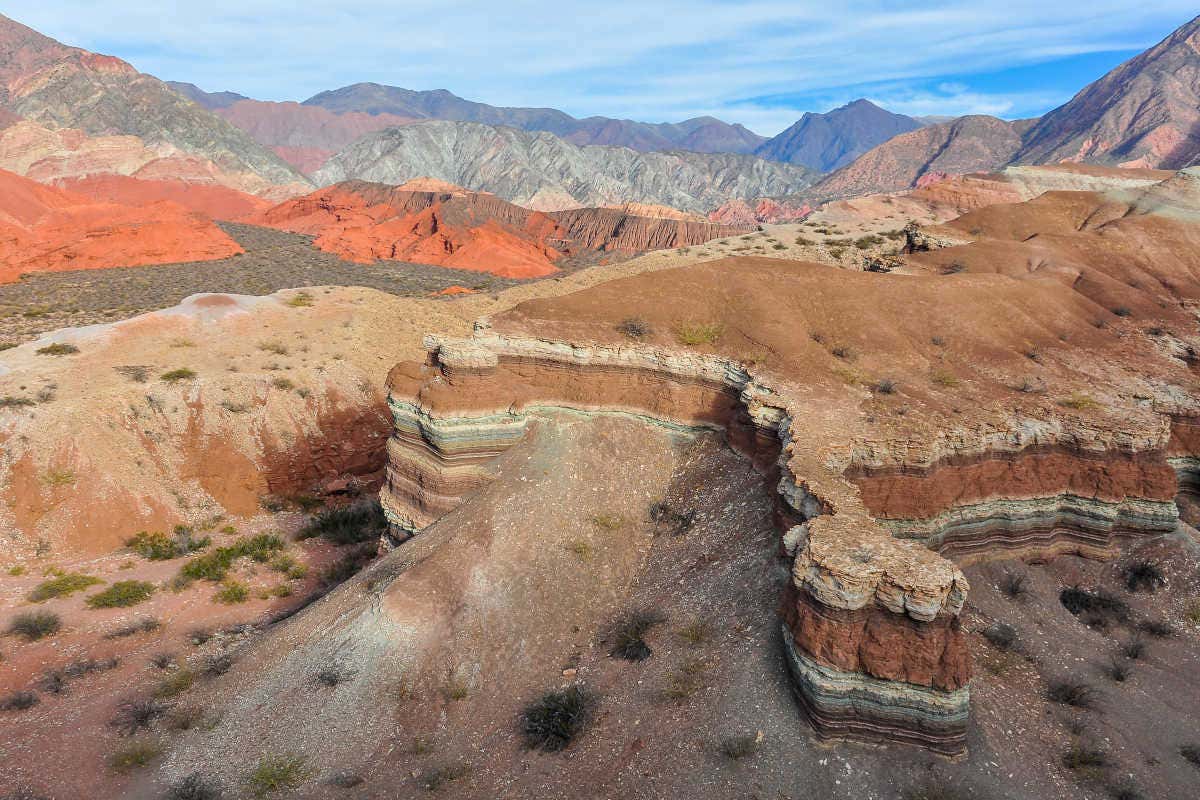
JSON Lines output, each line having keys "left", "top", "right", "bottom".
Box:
{"left": 754, "top": 98, "right": 920, "bottom": 171}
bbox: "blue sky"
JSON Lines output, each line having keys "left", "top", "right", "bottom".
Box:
{"left": 4, "top": 2, "right": 1196, "bottom": 135}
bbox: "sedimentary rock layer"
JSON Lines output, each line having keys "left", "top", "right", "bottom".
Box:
{"left": 382, "top": 331, "right": 971, "bottom": 752}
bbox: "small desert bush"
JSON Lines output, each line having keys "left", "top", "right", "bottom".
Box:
{"left": 285, "top": 292, "right": 314, "bottom": 308}
{"left": 180, "top": 534, "right": 285, "bottom": 582}
{"left": 590, "top": 514, "right": 624, "bottom": 531}
{"left": 268, "top": 554, "right": 307, "bottom": 580}
{"left": 719, "top": 732, "right": 762, "bottom": 760}
{"left": 900, "top": 778, "right": 971, "bottom": 800}
{"left": 1060, "top": 586, "right": 1128, "bottom": 626}
{"left": 320, "top": 544, "right": 376, "bottom": 585}
{"left": 110, "top": 698, "right": 167, "bottom": 736}
{"left": 246, "top": 754, "right": 308, "bottom": 798}
{"left": 87, "top": 580, "right": 155, "bottom": 608}
{"left": 658, "top": 658, "right": 707, "bottom": 702}
{"left": 677, "top": 619, "right": 712, "bottom": 646}
{"left": 616, "top": 317, "right": 652, "bottom": 339}
{"left": 316, "top": 663, "right": 354, "bottom": 687}
{"left": 999, "top": 570, "right": 1029, "bottom": 599}
{"left": 608, "top": 608, "right": 666, "bottom": 661}
{"left": 1062, "top": 742, "right": 1108, "bottom": 770}
{"left": 1137, "top": 618, "right": 1173, "bottom": 638}
{"left": 149, "top": 652, "right": 177, "bottom": 669}
{"left": 1, "top": 690, "right": 39, "bottom": 711}
{"left": 649, "top": 501, "right": 695, "bottom": 535}
{"left": 298, "top": 501, "right": 385, "bottom": 545}
{"left": 165, "top": 774, "right": 221, "bottom": 800}
{"left": 1181, "top": 744, "right": 1200, "bottom": 768}
{"left": 1059, "top": 393, "right": 1100, "bottom": 411}
{"left": 1102, "top": 655, "right": 1132, "bottom": 683}
{"left": 105, "top": 617, "right": 160, "bottom": 639}
{"left": 873, "top": 378, "right": 897, "bottom": 395}
{"left": 126, "top": 530, "right": 210, "bottom": 561}
{"left": 1122, "top": 560, "right": 1165, "bottom": 593}
{"left": 673, "top": 321, "right": 724, "bottom": 346}
{"left": 36, "top": 343, "right": 79, "bottom": 356}
{"left": 160, "top": 368, "right": 197, "bottom": 383}
{"left": 420, "top": 763, "right": 471, "bottom": 791}
{"left": 982, "top": 623, "right": 1018, "bottom": 651}
{"left": 1121, "top": 636, "right": 1146, "bottom": 660}
{"left": 1111, "top": 306, "right": 1132, "bottom": 318}
{"left": 108, "top": 739, "right": 163, "bottom": 773}
{"left": 8, "top": 610, "right": 61, "bottom": 640}
{"left": 28, "top": 572, "right": 101, "bottom": 602}
{"left": 519, "top": 686, "right": 597, "bottom": 751}
{"left": 201, "top": 653, "right": 234, "bottom": 677}
{"left": 258, "top": 341, "right": 289, "bottom": 355}
{"left": 214, "top": 580, "right": 249, "bottom": 605}
{"left": 930, "top": 370, "right": 959, "bottom": 388}
{"left": 155, "top": 668, "right": 195, "bottom": 699}
{"left": 1046, "top": 679, "right": 1097, "bottom": 709}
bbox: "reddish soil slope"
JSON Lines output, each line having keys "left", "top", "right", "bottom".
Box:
{"left": 58, "top": 174, "right": 272, "bottom": 219}
{"left": 0, "top": 168, "right": 243, "bottom": 282}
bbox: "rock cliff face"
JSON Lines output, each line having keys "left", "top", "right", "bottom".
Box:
{"left": 707, "top": 197, "right": 813, "bottom": 225}
{"left": 302, "top": 82, "right": 766, "bottom": 153}
{"left": 0, "top": 14, "right": 308, "bottom": 194}
{"left": 249, "top": 180, "right": 751, "bottom": 276}
{"left": 754, "top": 99, "right": 921, "bottom": 171}
{"left": 376, "top": 172, "right": 1200, "bottom": 753}
{"left": 312, "top": 121, "right": 818, "bottom": 212}
{"left": 1015, "top": 16, "right": 1200, "bottom": 169}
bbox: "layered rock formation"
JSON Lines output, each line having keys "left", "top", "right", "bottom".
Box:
{"left": 754, "top": 99, "right": 921, "bottom": 171}
{"left": 312, "top": 121, "right": 818, "bottom": 212}
{"left": 377, "top": 170, "right": 1200, "bottom": 753}
{"left": 0, "top": 168, "right": 243, "bottom": 282}
{"left": 58, "top": 174, "right": 271, "bottom": 219}
{"left": 249, "top": 180, "right": 751, "bottom": 276}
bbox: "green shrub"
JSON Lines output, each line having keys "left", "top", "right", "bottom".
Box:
{"left": 126, "top": 530, "right": 210, "bottom": 561}
{"left": 673, "top": 321, "right": 724, "bottom": 346}
{"left": 160, "top": 368, "right": 197, "bottom": 383}
{"left": 214, "top": 580, "right": 249, "bottom": 605}
{"left": 179, "top": 534, "right": 285, "bottom": 582}
{"left": 166, "top": 774, "right": 221, "bottom": 800}
{"left": 36, "top": 343, "right": 79, "bottom": 356}
{"left": 87, "top": 580, "right": 155, "bottom": 608}
{"left": 155, "top": 668, "right": 195, "bottom": 699}
{"left": 246, "top": 754, "right": 308, "bottom": 798}
{"left": 108, "top": 739, "right": 163, "bottom": 773}
{"left": 298, "top": 501, "right": 385, "bottom": 545}
{"left": 8, "top": 610, "right": 61, "bottom": 640}
{"left": 28, "top": 572, "right": 102, "bottom": 602}
{"left": 719, "top": 732, "right": 761, "bottom": 760}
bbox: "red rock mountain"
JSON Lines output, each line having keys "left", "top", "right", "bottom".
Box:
{"left": 57, "top": 174, "right": 272, "bottom": 219}
{"left": 0, "top": 168, "right": 243, "bottom": 283}
{"left": 249, "top": 180, "right": 751, "bottom": 277}
{"left": 1015, "top": 16, "right": 1200, "bottom": 169}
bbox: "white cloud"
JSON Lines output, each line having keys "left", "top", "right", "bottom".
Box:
{"left": 2, "top": 2, "right": 1195, "bottom": 135}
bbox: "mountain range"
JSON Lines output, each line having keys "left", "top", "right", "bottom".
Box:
{"left": 0, "top": 11, "right": 1197, "bottom": 219}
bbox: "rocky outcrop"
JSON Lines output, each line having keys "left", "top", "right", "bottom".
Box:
{"left": 707, "top": 197, "right": 813, "bottom": 225}
{"left": 1015, "top": 16, "right": 1200, "bottom": 170}
{"left": 548, "top": 207, "right": 749, "bottom": 251}
{"left": 755, "top": 99, "right": 921, "bottom": 171}
{"left": 312, "top": 120, "right": 818, "bottom": 212}
{"left": 0, "top": 168, "right": 243, "bottom": 282}
{"left": 380, "top": 330, "right": 974, "bottom": 754}
{"left": 302, "top": 82, "right": 766, "bottom": 154}
{"left": 249, "top": 180, "right": 751, "bottom": 276}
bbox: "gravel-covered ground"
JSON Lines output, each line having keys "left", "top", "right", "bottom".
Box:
{"left": 0, "top": 223, "right": 535, "bottom": 345}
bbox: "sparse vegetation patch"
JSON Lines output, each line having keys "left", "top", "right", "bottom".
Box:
{"left": 520, "top": 685, "right": 597, "bottom": 751}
